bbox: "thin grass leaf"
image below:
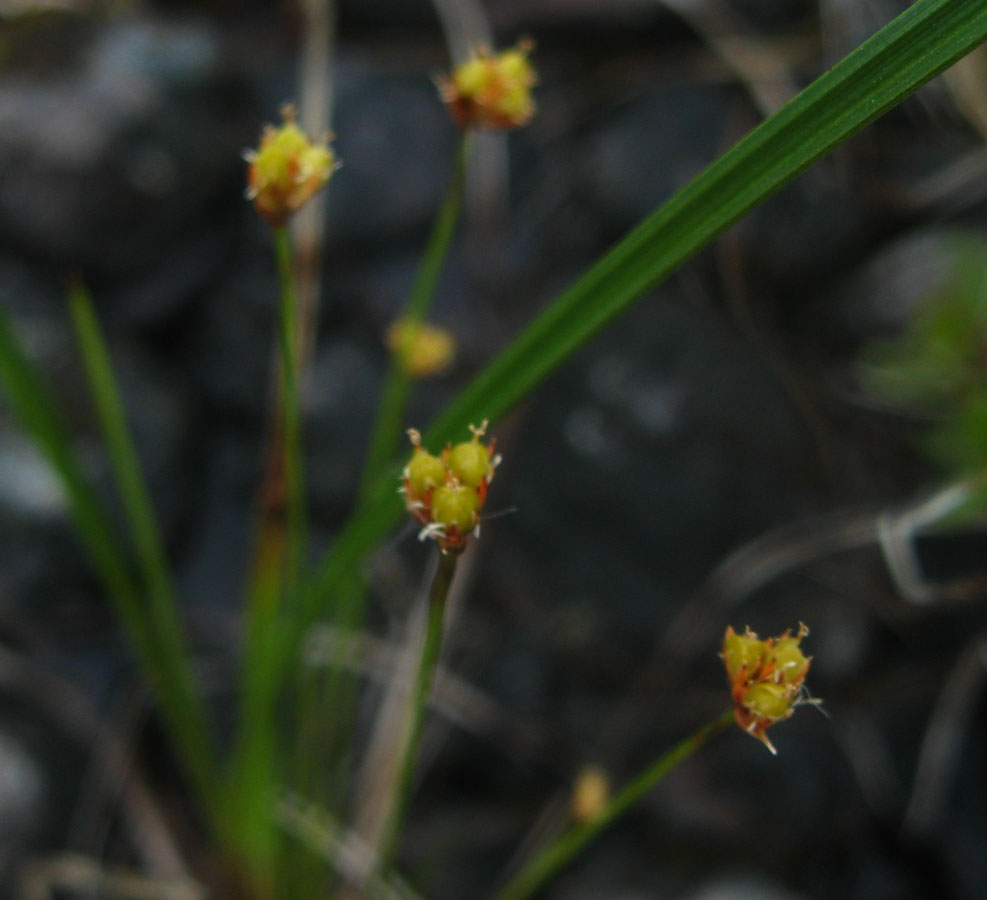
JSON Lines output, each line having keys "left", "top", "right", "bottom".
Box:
{"left": 0, "top": 304, "right": 141, "bottom": 629}
{"left": 67, "top": 282, "right": 221, "bottom": 822}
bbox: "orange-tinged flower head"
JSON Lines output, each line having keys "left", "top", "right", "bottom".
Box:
{"left": 401, "top": 423, "right": 500, "bottom": 554}
{"left": 721, "top": 623, "right": 817, "bottom": 754}
{"left": 438, "top": 40, "right": 536, "bottom": 131}
{"left": 245, "top": 104, "right": 337, "bottom": 227}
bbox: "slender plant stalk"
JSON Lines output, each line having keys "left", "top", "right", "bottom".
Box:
{"left": 225, "top": 224, "right": 312, "bottom": 886}
{"left": 65, "top": 281, "right": 221, "bottom": 823}
{"left": 358, "top": 132, "right": 470, "bottom": 500}
{"left": 490, "top": 710, "right": 735, "bottom": 900}
{"left": 274, "top": 224, "right": 308, "bottom": 588}
{"left": 375, "top": 550, "right": 458, "bottom": 882}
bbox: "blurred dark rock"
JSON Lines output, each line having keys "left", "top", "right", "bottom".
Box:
{"left": 0, "top": 13, "right": 254, "bottom": 283}
{"left": 578, "top": 82, "right": 737, "bottom": 231}
{"left": 729, "top": 0, "right": 818, "bottom": 31}
{"left": 819, "top": 228, "right": 969, "bottom": 345}
{"left": 743, "top": 161, "right": 877, "bottom": 290}
{"left": 338, "top": 0, "right": 439, "bottom": 32}
{"left": 0, "top": 426, "right": 75, "bottom": 606}
{"left": 0, "top": 725, "right": 46, "bottom": 883}
{"left": 682, "top": 876, "right": 811, "bottom": 900}
{"left": 508, "top": 285, "right": 823, "bottom": 651}
{"left": 329, "top": 60, "right": 456, "bottom": 244}
{"left": 305, "top": 334, "right": 381, "bottom": 514}
{"left": 185, "top": 223, "right": 279, "bottom": 420}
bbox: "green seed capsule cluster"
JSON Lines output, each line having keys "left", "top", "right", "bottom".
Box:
{"left": 722, "top": 623, "right": 813, "bottom": 754}
{"left": 402, "top": 424, "right": 498, "bottom": 554}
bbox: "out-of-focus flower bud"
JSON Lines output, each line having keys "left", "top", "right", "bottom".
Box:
{"left": 570, "top": 766, "right": 611, "bottom": 824}
{"left": 386, "top": 318, "right": 456, "bottom": 378}
{"left": 245, "top": 104, "right": 337, "bottom": 227}
{"left": 438, "top": 40, "right": 536, "bottom": 131}
{"left": 401, "top": 424, "right": 500, "bottom": 554}
{"left": 722, "top": 623, "right": 816, "bottom": 755}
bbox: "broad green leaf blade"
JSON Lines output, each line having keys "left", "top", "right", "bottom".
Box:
{"left": 302, "top": 0, "right": 987, "bottom": 617}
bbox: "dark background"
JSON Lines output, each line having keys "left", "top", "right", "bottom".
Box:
{"left": 1, "top": 0, "right": 986, "bottom": 898}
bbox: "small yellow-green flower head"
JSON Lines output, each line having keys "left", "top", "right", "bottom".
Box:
{"left": 722, "top": 623, "right": 816, "bottom": 755}
{"left": 386, "top": 318, "right": 456, "bottom": 379}
{"left": 245, "top": 104, "right": 337, "bottom": 227}
{"left": 439, "top": 40, "right": 536, "bottom": 131}
{"left": 401, "top": 423, "right": 500, "bottom": 554}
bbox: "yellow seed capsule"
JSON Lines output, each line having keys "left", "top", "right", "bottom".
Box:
{"left": 767, "top": 637, "right": 809, "bottom": 684}
{"left": 722, "top": 627, "right": 765, "bottom": 680}
{"left": 430, "top": 482, "right": 479, "bottom": 533}
{"left": 744, "top": 682, "right": 792, "bottom": 721}
{"left": 245, "top": 104, "right": 336, "bottom": 227}
{"left": 447, "top": 439, "right": 491, "bottom": 487}
{"left": 406, "top": 447, "right": 447, "bottom": 498}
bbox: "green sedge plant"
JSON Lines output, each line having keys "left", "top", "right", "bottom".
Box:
{"left": 0, "top": 2, "right": 985, "bottom": 897}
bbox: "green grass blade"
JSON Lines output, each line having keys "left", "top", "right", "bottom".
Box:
{"left": 0, "top": 305, "right": 141, "bottom": 625}
{"left": 273, "top": 225, "right": 308, "bottom": 587}
{"left": 67, "top": 282, "right": 221, "bottom": 822}
{"left": 296, "top": 0, "right": 986, "bottom": 630}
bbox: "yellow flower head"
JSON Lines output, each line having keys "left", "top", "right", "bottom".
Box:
{"left": 439, "top": 40, "right": 536, "bottom": 131}
{"left": 401, "top": 423, "right": 500, "bottom": 555}
{"left": 722, "top": 623, "right": 817, "bottom": 754}
{"left": 245, "top": 104, "right": 337, "bottom": 227}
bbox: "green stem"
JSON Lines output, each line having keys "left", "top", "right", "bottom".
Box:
{"left": 376, "top": 550, "right": 459, "bottom": 881}
{"left": 358, "top": 133, "right": 470, "bottom": 501}
{"left": 66, "top": 280, "right": 221, "bottom": 824}
{"left": 274, "top": 225, "right": 307, "bottom": 588}
{"left": 490, "top": 710, "right": 735, "bottom": 900}
{"left": 223, "top": 226, "right": 311, "bottom": 885}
